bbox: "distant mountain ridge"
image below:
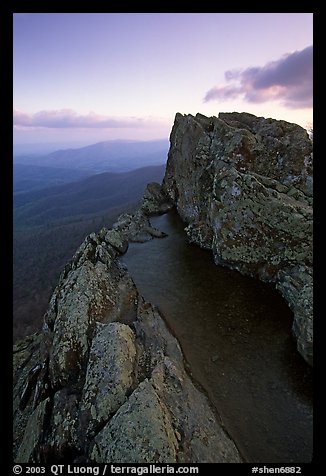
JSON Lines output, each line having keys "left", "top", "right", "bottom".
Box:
{"left": 14, "top": 165, "right": 166, "bottom": 229}
{"left": 14, "top": 139, "right": 169, "bottom": 173}
{"left": 13, "top": 164, "right": 166, "bottom": 341}
{"left": 14, "top": 164, "right": 93, "bottom": 193}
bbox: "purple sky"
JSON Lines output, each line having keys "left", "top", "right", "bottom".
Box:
{"left": 13, "top": 13, "right": 313, "bottom": 147}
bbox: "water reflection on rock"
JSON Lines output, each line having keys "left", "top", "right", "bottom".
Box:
{"left": 122, "top": 210, "right": 312, "bottom": 463}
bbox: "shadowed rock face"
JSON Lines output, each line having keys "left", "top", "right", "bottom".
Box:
{"left": 163, "top": 112, "right": 313, "bottom": 366}
{"left": 13, "top": 188, "right": 241, "bottom": 464}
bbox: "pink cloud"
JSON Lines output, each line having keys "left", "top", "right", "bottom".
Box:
{"left": 13, "top": 109, "right": 151, "bottom": 129}
{"left": 204, "top": 45, "right": 312, "bottom": 109}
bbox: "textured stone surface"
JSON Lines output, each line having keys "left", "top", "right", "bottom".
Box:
{"left": 91, "top": 379, "right": 178, "bottom": 463}
{"left": 16, "top": 398, "right": 50, "bottom": 463}
{"left": 13, "top": 110, "right": 312, "bottom": 465}
{"left": 140, "top": 182, "right": 173, "bottom": 216}
{"left": 48, "top": 258, "right": 137, "bottom": 387}
{"left": 13, "top": 334, "right": 43, "bottom": 458}
{"left": 13, "top": 193, "right": 241, "bottom": 463}
{"left": 80, "top": 322, "right": 137, "bottom": 436}
{"left": 48, "top": 389, "right": 80, "bottom": 460}
{"left": 103, "top": 229, "right": 129, "bottom": 254}
{"left": 276, "top": 265, "right": 313, "bottom": 362}
{"left": 113, "top": 210, "right": 168, "bottom": 243}
{"left": 163, "top": 112, "right": 313, "bottom": 365}
{"left": 150, "top": 359, "right": 241, "bottom": 463}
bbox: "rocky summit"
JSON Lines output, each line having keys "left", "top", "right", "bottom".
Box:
{"left": 13, "top": 112, "right": 312, "bottom": 464}
{"left": 163, "top": 112, "right": 313, "bottom": 366}
{"left": 13, "top": 184, "right": 241, "bottom": 464}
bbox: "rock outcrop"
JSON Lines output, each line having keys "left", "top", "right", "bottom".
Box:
{"left": 163, "top": 112, "right": 313, "bottom": 365}
{"left": 13, "top": 188, "right": 241, "bottom": 463}
{"left": 13, "top": 110, "right": 312, "bottom": 464}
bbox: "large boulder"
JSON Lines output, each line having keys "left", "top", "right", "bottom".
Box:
{"left": 91, "top": 379, "right": 179, "bottom": 463}
{"left": 163, "top": 112, "right": 313, "bottom": 365}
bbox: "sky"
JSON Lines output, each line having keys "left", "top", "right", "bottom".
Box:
{"left": 13, "top": 13, "right": 313, "bottom": 149}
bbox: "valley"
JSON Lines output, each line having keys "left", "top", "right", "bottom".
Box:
{"left": 13, "top": 162, "right": 166, "bottom": 341}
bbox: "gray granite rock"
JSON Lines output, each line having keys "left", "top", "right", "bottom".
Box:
{"left": 48, "top": 389, "right": 80, "bottom": 459}
{"left": 163, "top": 112, "right": 313, "bottom": 365}
{"left": 80, "top": 322, "right": 137, "bottom": 436}
{"left": 15, "top": 110, "right": 308, "bottom": 464}
{"left": 140, "top": 182, "right": 174, "bottom": 216}
{"left": 13, "top": 194, "right": 241, "bottom": 463}
{"left": 16, "top": 398, "right": 50, "bottom": 463}
{"left": 91, "top": 379, "right": 178, "bottom": 463}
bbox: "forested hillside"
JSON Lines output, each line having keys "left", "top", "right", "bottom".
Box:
{"left": 13, "top": 164, "right": 165, "bottom": 341}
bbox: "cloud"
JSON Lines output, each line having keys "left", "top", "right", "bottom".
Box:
{"left": 204, "top": 45, "right": 313, "bottom": 109}
{"left": 13, "top": 109, "right": 151, "bottom": 129}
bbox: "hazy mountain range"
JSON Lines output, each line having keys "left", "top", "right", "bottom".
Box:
{"left": 13, "top": 138, "right": 168, "bottom": 342}
{"left": 14, "top": 165, "right": 166, "bottom": 229}
{"left": 14, "top": 139, "right": 169, "bottom": 173}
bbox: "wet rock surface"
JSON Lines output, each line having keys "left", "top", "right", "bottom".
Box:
{"left": 163, "top": 112, "right": 313, "bottom": 365}
{"left": 123, "top": 211, "right": 313, "bottom": 463}
{"left": 13, "top": 186, "right": 241, "bottom": 463}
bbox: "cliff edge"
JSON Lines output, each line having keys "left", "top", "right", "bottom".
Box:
{"left": 13, "top": 186, "right": 241, "bottom": 463}
{"left": 13, "top": 111, "right": 312, "bottom": 464}
{"left": 163, "top": 112, "right": 313, "bottom": 365}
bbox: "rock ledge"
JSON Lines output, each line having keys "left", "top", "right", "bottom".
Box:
{"left": 163, "top": 112, "right": 313, "bottom": 365}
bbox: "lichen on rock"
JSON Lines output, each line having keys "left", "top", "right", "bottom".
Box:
{"left": 80, "top": 322, "right": 137, "bottom": 437}
{"left": 13, "top": 179, "right": 241, "bottom": 463}
{"left": 13, "top": 110, "right": 310, "bottom": 464}
{"left": 163, "top": 112, "right": 313, "bottom": 365}
{"left": 91, "top": 379, "right": 178, "bottom": 463}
